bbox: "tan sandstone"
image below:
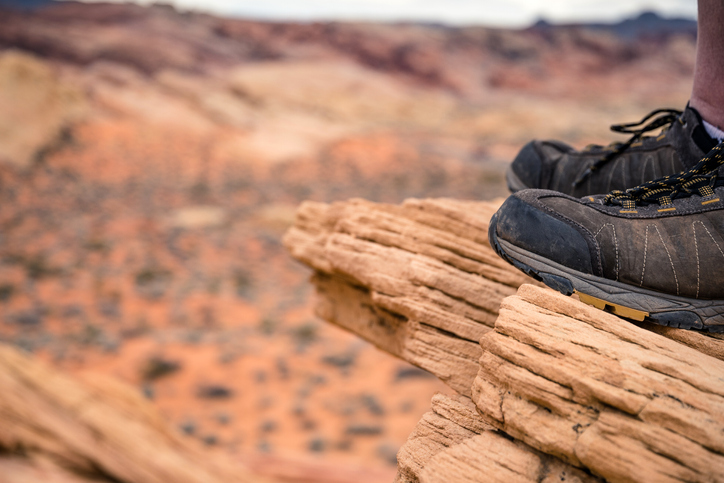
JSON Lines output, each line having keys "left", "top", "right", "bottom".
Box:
{"left": 285, "top": 197, "right": 724, "bottom": 482}
{"left": 0, "top": 345, "right": 265, "bottom": 483}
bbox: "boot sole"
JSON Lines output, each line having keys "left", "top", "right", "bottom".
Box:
{"left": 490, "top": 213, "right": 724, "bottom": 332}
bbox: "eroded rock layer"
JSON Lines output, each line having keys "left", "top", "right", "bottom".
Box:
{"left": 395, "top": 393, "right": 598, "bottom": 483}
{"left": 283, "top": 198, "right": 530, "bottom": 395}
{"left": 285, "top": 197, "right": 724, "bottom": 482}
{"left": 473, "top": 284, "right": 724, "bottom": 483}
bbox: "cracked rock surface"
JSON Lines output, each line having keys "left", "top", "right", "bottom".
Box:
{"left": 283, "top": 198, "right": 528, "bottom": 395}
{"left": 285, "top": 197, "right": 724, "bottom": 482}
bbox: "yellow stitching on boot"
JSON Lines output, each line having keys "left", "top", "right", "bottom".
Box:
{"left": 657, "top": 207, "right": 676, "bottom": 212}
{"left": 702, "top": 198, "right": 720, "bottom": 205}
{"left": 653, "top": 224, "right": 679, "bottom": 296}
{"left": 695, "top": 220, "right": 724, "bottom": 259}
{"left": 693, "top": 221, "right": 724, "bottom": 299}
{"left": 693, "top": 222, "right": 701, "bottom": 298}
{"left": 594, "top": 223, "right": 619, "bottom": 281}
{"left": 640, "top": 226, "right": 649, "bottom": 286}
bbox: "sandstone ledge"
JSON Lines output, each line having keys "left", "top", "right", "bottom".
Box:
{"left": 283, "top": 198, "right": 528, "bottom": 395}
{"left": 395, "top": 393, "right": 597, "bottom": 483}
{"left": 285, "top": 197, "right": 724, "bottom": 482}
{"left": 474, "top": 284, "right": 724, "bottom": 482}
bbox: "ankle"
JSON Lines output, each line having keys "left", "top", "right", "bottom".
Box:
{"left": 690, "top": 95, "right": 724, "bottom": 132}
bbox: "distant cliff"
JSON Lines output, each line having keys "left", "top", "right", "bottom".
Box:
{"left": 0, "top": 1, "right": 697, "bottom": 86}
{"left": 0, "top": 0, "right": 54, "bottom": 9}
{"left": 533, "top": 11, "right": 696, "bottom": 39}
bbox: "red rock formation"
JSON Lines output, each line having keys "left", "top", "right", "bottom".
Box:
{"left": 0, "top": 1, "right": 696, "bottom": 95}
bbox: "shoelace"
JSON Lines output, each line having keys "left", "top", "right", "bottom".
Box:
{"left": 604, "top": 141, "right": 724, "bottom": 209}
{"left": 573, "top": 108, "right": 683, "bottom": 187}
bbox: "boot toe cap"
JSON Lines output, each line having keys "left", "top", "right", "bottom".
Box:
{"left": 492, "top": 191, "right": 595, "bottom": 276}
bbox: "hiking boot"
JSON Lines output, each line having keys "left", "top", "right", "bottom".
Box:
{"left": 490, "top": 142, "right": 724, "bottom": 331}
{"left": 506, "top": 105, "right": 718, "bottom": 197}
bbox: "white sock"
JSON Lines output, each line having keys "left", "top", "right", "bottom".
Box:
{"left": 703, "top": 120, "right": 724, "bottom": 142}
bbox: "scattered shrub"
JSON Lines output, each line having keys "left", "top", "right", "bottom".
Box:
{"left": 232, "top": 269, "right": 253, "bottom": 298}
{"left": 179, "top": 420, "right": 196, "bottom": 435}
{"left": 321, "top": 351, "right": 357, "bottom": 370}
{"left": 196, "top": 384, "right": 234, "bottom": 399}
{"left": 290, "top": 322, "right": 318, "bottom": 349}
{"left": 394, "top": 366, "right": 436, "bottom": 381}
{"left": 377, "top": 443, "right": 399, "bottom": 466}
{"left": 0, "top": 284, "right": 14, "bottom": 302}
{"left": 140, "top": 356, "right": 181, "bottom": 381}
{"left": 345, "top": 424, "right": 383, "bottom": 436}
{"left": 308, "top": 437, "right": 326, "bottom": 453}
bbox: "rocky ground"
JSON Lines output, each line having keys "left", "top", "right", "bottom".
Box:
{"left": 0, "top": 2, "right": 698, "bottom": 481}
{"left": 284, "top": 197, "right": 724, "bottom": 482}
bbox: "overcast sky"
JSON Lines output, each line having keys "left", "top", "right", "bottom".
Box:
{"left": 76, "top": 0, "right": 697, "bottom": 27}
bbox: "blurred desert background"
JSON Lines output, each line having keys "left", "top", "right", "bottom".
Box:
{"left": 0, "top": 1, "right": 697, "bottom": 481}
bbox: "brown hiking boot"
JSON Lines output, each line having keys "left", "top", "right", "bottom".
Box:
{"left": 506, "top": 105, "right": 718, "bottom": 197}
{"left": 491, "top": 142, "right": 724, "bottom": 331}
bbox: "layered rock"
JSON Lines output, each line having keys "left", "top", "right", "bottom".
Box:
{"left": 473, "top": 284, "right": 724, "bottom": 482}
{"left": 395, "top": 393, "right": 597, "bottom": 483}
{"left": 283, "top": 198, "right": 529, "bottom": 395}
{"left": 285, "top": 197, "right": 724, "bottom": 482}
{"left": 0, "top": 345, "right": 263, "bottom": 483}
{"left": 0, "top": 50, "right": 85, "bottom": 167}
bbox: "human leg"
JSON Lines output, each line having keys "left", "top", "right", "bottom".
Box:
{"left": 690, "top": 0, "right": 724, "bottom": 131}
{"left": 507, "top": 1, "right": 722, "bottom": 196}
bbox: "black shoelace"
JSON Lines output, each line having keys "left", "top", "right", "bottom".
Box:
{"left": 604, "top": 141, "right": 724, "bottom": 209}
{"left": 573, "top": 108, "right": 683, "bottom": 187}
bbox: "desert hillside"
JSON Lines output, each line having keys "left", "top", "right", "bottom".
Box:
{"left": 0, "top": 2, "right": 698, "bottom": 481}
